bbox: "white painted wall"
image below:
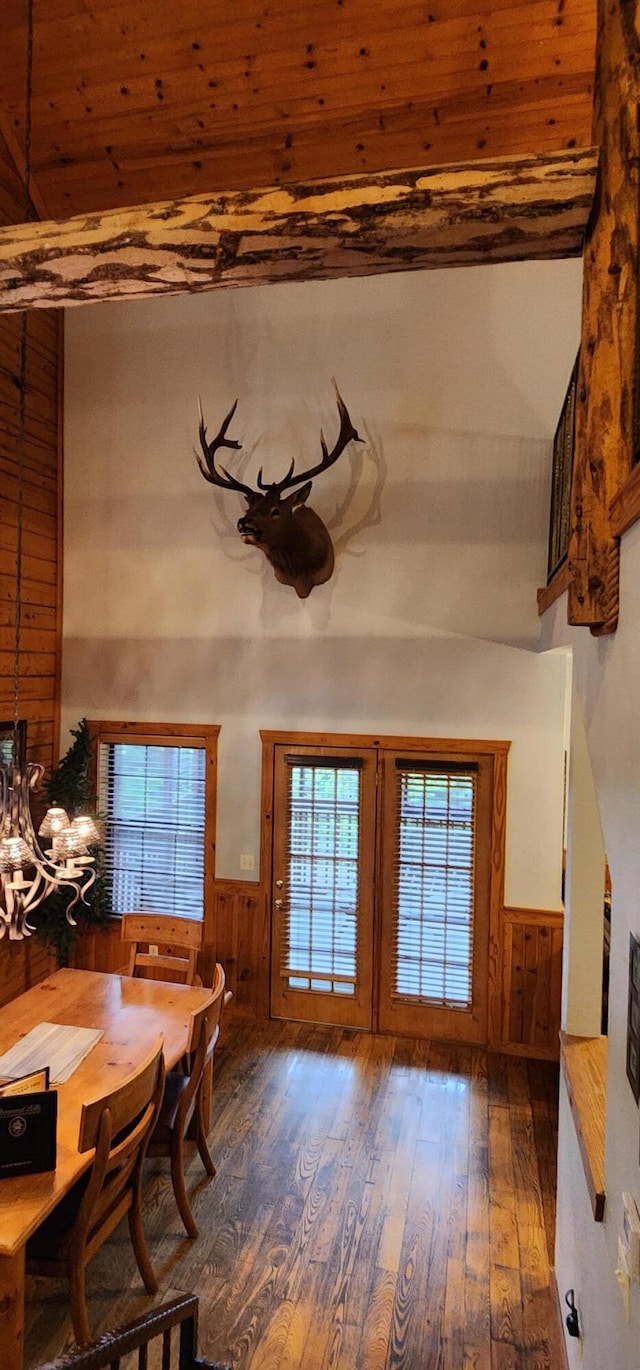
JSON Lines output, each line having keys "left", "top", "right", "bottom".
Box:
{"left": 563, "top": 681, "right": 607, "bottom": 1037}
{"left": 541, "top": 523, "right": 640, "bottom": 1368}
{"left": 62, "top": 258, "right": 582, "bottom": 901}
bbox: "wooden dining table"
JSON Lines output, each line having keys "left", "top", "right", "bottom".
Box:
{"left": 0, "top": 967, "right": 214, "bottom": 1370}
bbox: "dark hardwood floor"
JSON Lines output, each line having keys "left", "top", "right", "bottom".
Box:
{"left": 26, "top": 1019, "right": 563, "bottom": 1370}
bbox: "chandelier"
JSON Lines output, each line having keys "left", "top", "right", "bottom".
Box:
{"left": 0, "top": 0, "right": 98, "bottom": 940}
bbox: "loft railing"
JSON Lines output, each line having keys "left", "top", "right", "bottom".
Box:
{"left": 547, "top": 351, "right": 580, "bottom": 582}
{"left": 35, "top": 1294, "right": 231, "bottom": 1370}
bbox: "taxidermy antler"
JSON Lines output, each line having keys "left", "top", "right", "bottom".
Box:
{"left": 196, "top": 382, "right": 362, "bottom": 598}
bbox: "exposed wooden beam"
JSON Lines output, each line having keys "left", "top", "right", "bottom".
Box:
{"left": 0, "top": 148, "right": 596, "bottom": 314}
{"left": 567, "top": 0, "right": 639, "bottom": 633}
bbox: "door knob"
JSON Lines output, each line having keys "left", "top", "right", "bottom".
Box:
{"left": 274, "top": 898, "right": 284, "bottom": 909}
{"left": 275, "top": 879, "right": 284, "bottom": 889}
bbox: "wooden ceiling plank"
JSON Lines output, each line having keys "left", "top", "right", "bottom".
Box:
{"left": 1, "top": 6, "right": 595, "bottom": 102}
{"left": 27, "top": 59, "right": 595, "bottom": 161}
{"left": 0, "top": 147, "right": 596, "bottom": 314}
{"left": 34, "top": 81, "right": 593, "bottom": 178}
{"left": 34, "top": 111, "right": 594, "bottom": 221}
{"left": 27, "top": 66, "right": 596, "bottom": 176}
{"left": 3, "top": 8, "right": 593, "bottom": 114}
{"left": 0, "top": 0, "right": 569, "bottom": 47}
{"left": 0, "top": 0, "right": 596, "bottom": 218}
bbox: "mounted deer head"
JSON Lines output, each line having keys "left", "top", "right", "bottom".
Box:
{"left": 196, "top": 383, "right": 362, "bottom": 598}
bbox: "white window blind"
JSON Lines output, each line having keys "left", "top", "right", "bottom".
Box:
{"left": 393, "top": 762, "right": 477, "bottom": 1009}
{"left": 283, "top": 759, "right": 362, "bottom": 996}
{"left": 99, "top": 741, "right": 206, "bottom": 921}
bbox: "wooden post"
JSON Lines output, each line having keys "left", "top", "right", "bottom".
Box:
{"left": 568, "top": 0, "right": 640, "bottom": 633}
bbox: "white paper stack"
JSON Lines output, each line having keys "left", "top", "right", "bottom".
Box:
{"left": 0, "top": 1022, "right": 104, "bottom": 1084}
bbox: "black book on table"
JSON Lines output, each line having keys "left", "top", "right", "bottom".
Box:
{"left": 0, "top": 1089, "right": 57, "bottom": 1178}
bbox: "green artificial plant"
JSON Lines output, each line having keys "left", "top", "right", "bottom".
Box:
{"left": 36, "top": 718, "right": 110, "bottom": 965}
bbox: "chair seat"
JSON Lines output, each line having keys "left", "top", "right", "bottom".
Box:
{"left": 152, "top": 1070, "right": 191, "bottom": 1138}
{"left": 26, "top": 1039, "right": 164, "bottom": 1347}
{"left": 27, "top": 1173, "right": 91, "bottom": 1261}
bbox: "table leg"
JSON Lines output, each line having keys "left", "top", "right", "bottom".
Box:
{"left": 0, "top": 1247, "right": 25, "bottom": 1370}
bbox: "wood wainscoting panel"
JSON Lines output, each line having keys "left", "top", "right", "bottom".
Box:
{"left": 0, "top": 936, "right": 56, "bottom": 1009}
{"left": 500, "top": 907, "right": 564, "bottom": 1059}
{"left": 72, "top": 917, "right": 123, "bottom": 975}
{"left": 213, "top": 879, "right": 269, "bottom": 1020}
{"left": 72, "top": 884, "right": 270, "bottom": 1017}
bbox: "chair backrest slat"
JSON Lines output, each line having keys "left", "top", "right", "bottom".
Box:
{"left": 79, "top": 1037, "right": 165, "bottom": 1152}
{"left": 73, "top": 1040, "right": 165, "bottom": 1251}
{"left": 121, "top": 913, "right": 203, "bottom": 986}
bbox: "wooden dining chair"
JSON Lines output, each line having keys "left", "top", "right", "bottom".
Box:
{"left": 120, "top": 912, "right": 203, "bottom": 985}
{"left": 26, "top": 1038, "right": 165, "bottom": 1348}
{"left": 147, "top": 964, "right": 226, "bottom": 1237}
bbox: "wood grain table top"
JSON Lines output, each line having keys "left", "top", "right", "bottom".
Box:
{"left": 0, "top": 967, "right": 212, "bottom": 1257}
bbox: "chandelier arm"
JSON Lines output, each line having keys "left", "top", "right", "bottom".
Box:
{"left": 20, "top": 861, "right": 91, "bottom": 914}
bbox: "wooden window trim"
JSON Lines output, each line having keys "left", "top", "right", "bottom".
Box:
{"left": 537, "top": 560, "right": 571, "bottom": 616}
{"left": 88, "top": 720, "right": 219, "bottom": 947}
{"left": 539, "top": 459, "right": 640, "bottom": 619}
{"left": 260, "top": 730, "right": 510, "bottom": 1047}
{"left": 560, "top": 1031, "right": 607, "bottom": 1221}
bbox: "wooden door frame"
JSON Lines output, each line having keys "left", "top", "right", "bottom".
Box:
{"left": 260, "top": 730, "right": 510, "bottom": 1046}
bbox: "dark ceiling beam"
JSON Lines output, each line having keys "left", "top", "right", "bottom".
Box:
{"left": 0, "top": 147, "right": 596, "bottom": 314}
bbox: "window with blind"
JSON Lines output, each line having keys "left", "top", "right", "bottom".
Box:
{"left": 92, "top": 723, "right": 218, "bottom": 924}
{"left": 393, "top": 762, "right": 477, "bottom": 1009}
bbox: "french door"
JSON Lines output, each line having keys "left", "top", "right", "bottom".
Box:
{"left": 269, "top": 739, "right": 496, "bottom": 1042}
{"left": 377, "top": 750, "right": 491, "bottom": 1043}
{"left": 270, "top": 745, "right": 376, "bottom": 1028}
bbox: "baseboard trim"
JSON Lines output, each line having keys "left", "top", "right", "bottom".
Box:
{"left": 552, "top": 1268, "right": 570, "bottom": 1370}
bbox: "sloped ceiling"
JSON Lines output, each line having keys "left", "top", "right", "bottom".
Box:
{"left": 0, "top": 0, "right": 595, "bottom": 220}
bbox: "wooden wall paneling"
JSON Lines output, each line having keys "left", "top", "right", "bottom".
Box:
{"left": 71, "top": 918, "right": 122, "bottom": 975}
{"left": 500, "top": 908, "right": 564, "bottom": 1060}
{"left": 0, "top": 148, "right": 597, "bottom": 314}
{"left": 0, "top": 937, "right": 56, "bottom": 1009}
{"left": 213, "top": 879, "right": 269, "bottom": 1020}
{"left": 0, "top": 128, "right": 62, "bottom": 1002}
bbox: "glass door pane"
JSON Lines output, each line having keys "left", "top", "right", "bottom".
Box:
{"left": 378, "top": 751, "right": 492, "bottom": 1044}
{"left": 271, "top": 746, "right": 376, "bottom": 1029}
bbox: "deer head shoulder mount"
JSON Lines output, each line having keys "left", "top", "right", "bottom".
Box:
{"left": 196, "top": 384, "right": 362, "bottom": 598}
